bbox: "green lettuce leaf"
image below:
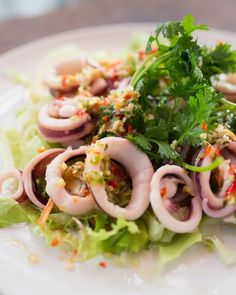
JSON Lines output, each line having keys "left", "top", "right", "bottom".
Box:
{"left": 158, "top": 231, "right": 202, "bottom": 269}
{"left": 23, "top": 204, "right": 149, "bottom": 261}
{"left": 78, "top": 217, "right": 148, "bottom": 260}
{"left": 223, "top": 214, "right": 236, "bottom": 225}
{"left": 0, "top": 198, "right": 29, "bottom": 227}
{"left": 143, "top": 211, "right": 165, "bottom": 242}
{"left": 204, "top": 236, "right": 236, "bottom": 266}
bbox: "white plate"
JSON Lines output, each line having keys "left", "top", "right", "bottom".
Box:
{"left": 1, "top": 23, "right": 236, "bottom": 295}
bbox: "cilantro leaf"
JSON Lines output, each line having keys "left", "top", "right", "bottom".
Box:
{"left": 201, "top": 43, "right": 236, "bottom": 80}
{"left": 174, "top": 88, "right": 217, "bottom": 146}
{"left": 126, "top": 134, "right": 152, "bottom": 152}
{"left": 181, "top": 14, "right": 208, "bottom": 35}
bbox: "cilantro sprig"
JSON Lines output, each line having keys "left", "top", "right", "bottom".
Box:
{"left": 126, "top": 14, "right": 236, "bottom": 167}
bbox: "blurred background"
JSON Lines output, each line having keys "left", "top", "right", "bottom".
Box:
{"left": 0, "top": 0, "right": 236, "bottom": 54}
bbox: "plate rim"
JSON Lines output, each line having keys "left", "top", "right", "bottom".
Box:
{"left": 1, "top": 22, "right": 236, "bottom": 62}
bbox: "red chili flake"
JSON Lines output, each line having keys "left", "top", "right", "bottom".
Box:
{"left": 138, "top": 49, "right": 145, "bottom": 60}
{"left": 214, "top": 174, "right": 222, "bottom": 186}
{"left": 149, "top": 47, "right": 158, "bottom": 54}
{"left": 107, "top": 179, "right": 119, "bottom": 189}
{"left": 229, "top": 164, "right": 235, "bottom": 175}
{"left": 101, "top": 116, "right": 109, "bottom": 122}
{"left": 111, "top": 164, "right": 123, "bottom": 179}
{"left": 127, "top": 125, "right": 134, "bottom": 134}
{"left": 204, "top": 145, "right": 213, "bottom": 157}
{"left": 160, "top": 186, "right": 167, "bottom": 198}
{"left": 72, "top": 249, "right": 78, "bottom": 256}
{"left": 98, "top": 261, "right": 107, "bottom": 268}
{"left": 215, "top": 146, "right": 221, "bottom": 157}
{"left": 76, "top": 110, "right": 86, "bottom": 117}
{"left": 81, "top": 189, "right": 90, "bottom": 197}
{"left": 124, "top": 93, "right": 132, "bottom": 100}
{"left": 225, "top": 181, "right": 236, "bottom": 199}
{"left": 200, "top": 122, "right": 208, "bottom": 131}
{"left": 51, "top": 238, "right": 60, "bottom": 247}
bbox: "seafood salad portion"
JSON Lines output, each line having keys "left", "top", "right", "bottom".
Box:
{"left": 1, "top": 14, "right": 236, "bottom": 269}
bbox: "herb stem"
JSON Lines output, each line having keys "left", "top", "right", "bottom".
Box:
{"left": 130, "top": 51, "right": 171, "bottom": 88}
{"left": 183, "top": 156, "right": 223, "bottom": 172}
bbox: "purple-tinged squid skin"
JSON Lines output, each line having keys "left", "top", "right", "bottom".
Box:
{"left": 22, "top": 148, "right": 64, "bottom": 208}
{"left": 193, "top": 142, "right": 236, "bottom": 218}
{"left": 38, "top": 103, "right": 94, "bottom": 143}
{"left": 0, "top": 169, "right": 26, "bottom": 202}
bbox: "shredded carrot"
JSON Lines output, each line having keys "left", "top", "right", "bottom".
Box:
{"left": 230, "top": 164, "right": 235, "bottom": 175}
{"left": 38, "top": 198, "right": 54, "bottom": 228}
{"left": 98, "top": 261, "right": 107, "bottom": 268}
{"left": 160, "top": 186, "right": 167, "bottom": 198}
{"left": 200, "top": 121, "right": 208, "bottom": 131}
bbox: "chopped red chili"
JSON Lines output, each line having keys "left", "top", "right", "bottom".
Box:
{"left": 200, "top": 121, "right": 208, "bottom": 131}
{"left": 50, "top": 238, "right": 60, "bottom": 247}
{"left": 160, "top": 186, "right": 167, "bottom": 198}
{"left": 225, "top": 181, "right": 236, "bottom": 199}
{"left": 107, "top": 179, "right": 119, "bottom": 189}
{"left": 98, "top": 261, "right": 107, "bottom": 268}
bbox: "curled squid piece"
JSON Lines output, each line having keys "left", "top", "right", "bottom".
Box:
{"left": 193, "top": 142, "right": 236, "bottom": 218}
{"left": 46, "top": 147, "right": 95, "bottom": 215}
{"left": 211, "top": 73, "right": 236, "bottom": 103}
{"left": 44, "top": 56, "right": 108, "bottom": 97}
{"left": 0, "top": 169, "right": 26, "bottom": 202}
{"left": 150, "top": 165, "right": 202, "bottom": 233}
{"left": 38, "top": 103, "right": 94, "bottom": 143}
{"left": 22, "top": 148, "right": 64, "bottom": 208}
{"left": 44, "top": 56, "right": 86, "bottom": 95}
{"left": 84, "top": 137, "right": 154, "bottom": 220}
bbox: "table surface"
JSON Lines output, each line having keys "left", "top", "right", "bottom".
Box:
{"left": 1, "top": 0, "right": 236, "bottom": 54}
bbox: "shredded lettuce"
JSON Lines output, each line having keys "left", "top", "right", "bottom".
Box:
{"left": 204, "top": 236, "right": 236, "bottom": 266}
{"left": 223, "top": 214, "right": 236, "bottom": 225}
{"left": 0, "top": 198, "right": 29, "bottom": 227}
{"left": 2, "top": 128, "right": 54, "bottom": 169}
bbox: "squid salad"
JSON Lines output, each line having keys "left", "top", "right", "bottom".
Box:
{"left": 1, "top": 15, "right": 236, "bottom": 269}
